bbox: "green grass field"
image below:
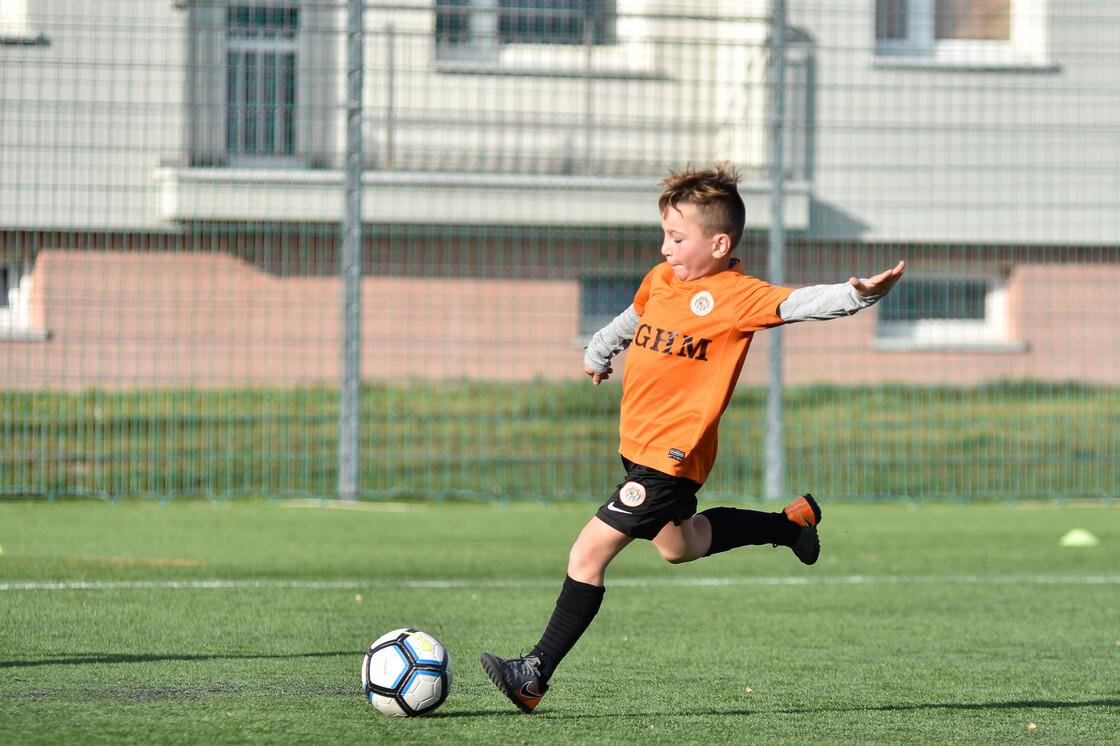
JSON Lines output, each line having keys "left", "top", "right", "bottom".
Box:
{"left": 2, "top": 498, "right": 1118, "bottom": 745}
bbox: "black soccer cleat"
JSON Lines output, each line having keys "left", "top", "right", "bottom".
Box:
{"left": 479, "top": 652, "right": 549, "bottom": 713}
{"left": 783, "top": 493, "right": 822, "bottom": 565}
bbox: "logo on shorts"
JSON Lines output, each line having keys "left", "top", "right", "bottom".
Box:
{"left": 619, "top": 481, "right": 647, "bottom": 508}
{"left": 690, "top": 291, "right": 715, "bottom": 317}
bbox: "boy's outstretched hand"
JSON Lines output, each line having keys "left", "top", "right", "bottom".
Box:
{"left": 851, "top": 260, "right": 906, "bottom": 297}
{"left": 584, "top": 361, "right": 612, "bottom": 386}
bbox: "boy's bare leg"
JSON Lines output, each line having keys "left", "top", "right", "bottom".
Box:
{"left": 651, "top": 514, "right": 712, "bottom": 564}
{"left": 567, "top": 516, "right": 634, "bottom": 586}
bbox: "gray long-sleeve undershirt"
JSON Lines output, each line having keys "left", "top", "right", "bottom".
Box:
{"left": 583, "top": 304, "right": 641, "bottom": 373}
{"left": 583, "top": 282, "right": 883, "bottom": 373}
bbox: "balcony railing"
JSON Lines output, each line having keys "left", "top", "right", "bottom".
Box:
{"left": 363, "top": 9, "right": 812, "bottom": 181}
{"left": 185, "top": 4, "right": 812, "bottom": 183}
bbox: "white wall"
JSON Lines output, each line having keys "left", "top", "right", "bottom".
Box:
{"left": 792, "top": 0, "right": 1120, "bottom": 245}
{"left": 0, "top": 0, "right": 186, "bottom": 230}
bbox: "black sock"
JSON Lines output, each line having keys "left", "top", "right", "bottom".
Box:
{"left": 700, "top": 507, "right": 800, "bottom": 556}
{"left": 529, "top": 575, "right": 605, "bottom": 683}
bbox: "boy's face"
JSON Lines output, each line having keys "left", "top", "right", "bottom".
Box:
{"left": 660, "top": 202, "right": 732, "bottom": 282}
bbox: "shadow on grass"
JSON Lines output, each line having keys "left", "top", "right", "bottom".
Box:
{"left": 429, "top": 709, "right": 757, "bottom": 720}
{"left": 454, "top": 698, "right": 1120, "bottom": 721}
{"left": 774, "top": 698, "right": 1120, "bottom": 714}
{"left": 0, "top": 651, "right": 353, "bottom": 669}
{"left": 455, "top": 698, "right": 1120, "bottom": 720}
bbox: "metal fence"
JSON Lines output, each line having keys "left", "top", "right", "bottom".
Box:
{"left": 1, "top": 1, "right": 1117, "bottom": 503}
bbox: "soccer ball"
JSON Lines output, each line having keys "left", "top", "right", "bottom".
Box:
{"left": 361, "top": 628, "right": 453, "bottom": 717}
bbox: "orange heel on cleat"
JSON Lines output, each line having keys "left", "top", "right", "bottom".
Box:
{"left": 784, "top": 493, "right": 821, "bottom": 565}
{"left": 784, "top": 493, "right": 821, "bottom": 528}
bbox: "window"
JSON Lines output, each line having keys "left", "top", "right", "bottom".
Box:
{"left": 187, "top": 1, "right": 334, "bottom": 169}
{"left": 226, "top": 5, "right": 299, "bottom": 158}
{"left": 878, "top": 0, "right": 1009, "bottom": 42}
{"left": 875, "top": 0, "right": 1050, "bottom": 67}
{"left": 0, "top": 0, "right": 42, "bottom": 44}
{"left": 436, "top": 0, "right": 616, "bottom": 61}
{"left": 0, "top": 259, "right": 43, "bottom": 340}
{"left": 875, "top": 276, "right": 1025, "bottom": 350}
{"left": 934, "top": 0, "right": 1010, "bottom": 40}
{"left": 580, "top": 275, "right": 639, "bottom": 337}
{"left": 879, "top": 278, "right": 989, "bottom": 324}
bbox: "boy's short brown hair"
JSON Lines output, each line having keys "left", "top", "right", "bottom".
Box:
{"left": 658, "top": 162, "right": 746, "bottom": 249}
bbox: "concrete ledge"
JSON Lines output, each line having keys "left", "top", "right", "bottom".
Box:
{"left": 155, "top": 168, "right": 810, "bottom": 230}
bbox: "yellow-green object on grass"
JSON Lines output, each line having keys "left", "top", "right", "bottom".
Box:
{"left": 1060, "top": 528, "right": 1101, "bottom": 547}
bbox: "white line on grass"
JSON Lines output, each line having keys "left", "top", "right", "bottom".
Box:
{"left": 3, "top": 575, "right": 1119, "bottom": 591}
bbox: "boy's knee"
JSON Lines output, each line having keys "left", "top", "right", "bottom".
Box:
{"left": 567, "top": 542, "right": 607, "bottom": 581}
{"left": 567, "top": 548, "right": 584, "bottom": 574}
{"left": 657, "top": 545, "right": 695, "bottom": 565}
{"left": 568, "top": 537, "right": 598, "bottom": 566}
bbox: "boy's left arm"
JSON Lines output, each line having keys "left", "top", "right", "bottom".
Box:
{"left": 583, "top": 304, "right": 641, "bottom": 385}
{"left": 778, "top": 260, "right": 905, "bottom": 323}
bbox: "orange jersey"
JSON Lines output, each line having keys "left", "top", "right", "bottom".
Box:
{"left": 619, "top": 261, "right": 793, "bottom": 483}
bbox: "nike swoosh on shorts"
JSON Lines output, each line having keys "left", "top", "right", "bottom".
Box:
{"left": 606, "top": 502, "right": 633, "bottom": 514}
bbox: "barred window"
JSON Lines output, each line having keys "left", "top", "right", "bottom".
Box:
{"left": 187, "top": 1, "right": 332, "bottom": 168}
{"left": 437, "top": 0, "right": 616, "bottom": 60}
{"left": 226, "top": 5, "right": 299, "bottom": 158}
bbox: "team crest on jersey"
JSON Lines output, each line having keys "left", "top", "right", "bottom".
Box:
{"left": 619, "top": 481, "right": 647, "bottom": 508}
{"left": 690, "top": 291, "right": 715, "bottom": 316}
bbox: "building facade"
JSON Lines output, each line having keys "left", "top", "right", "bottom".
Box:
{"left": 2, "top": 0, "right": 1117, "bottom": 389}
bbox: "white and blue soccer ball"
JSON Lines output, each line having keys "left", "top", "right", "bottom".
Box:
{"left": 361, "top": 628, "right": 453, "bottom": 717}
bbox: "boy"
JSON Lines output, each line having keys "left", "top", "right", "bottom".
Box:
{"left": 481, "top": 163, "right": 905, "bottom": 713}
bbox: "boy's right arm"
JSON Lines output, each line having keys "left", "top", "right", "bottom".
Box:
{"left": 583, "top": 304, "right": 640, "bottom": 385}
{"left": 778, "top": 261, "right": 906, "bottom": 323}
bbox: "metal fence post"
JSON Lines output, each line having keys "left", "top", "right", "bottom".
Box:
{"left": 764, "top": 0, "right": 787, "bottom": 501}
{"left": 339, "top": 0, "right": 364, "bottom": 501}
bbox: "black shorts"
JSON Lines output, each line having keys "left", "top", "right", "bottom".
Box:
{"left": 594, "top": 457, "right": 703, "bottom": 540}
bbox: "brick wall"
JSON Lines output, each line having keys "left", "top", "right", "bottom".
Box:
{"left": 2, "top": 251, "right": 1117, "bottom": 389}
